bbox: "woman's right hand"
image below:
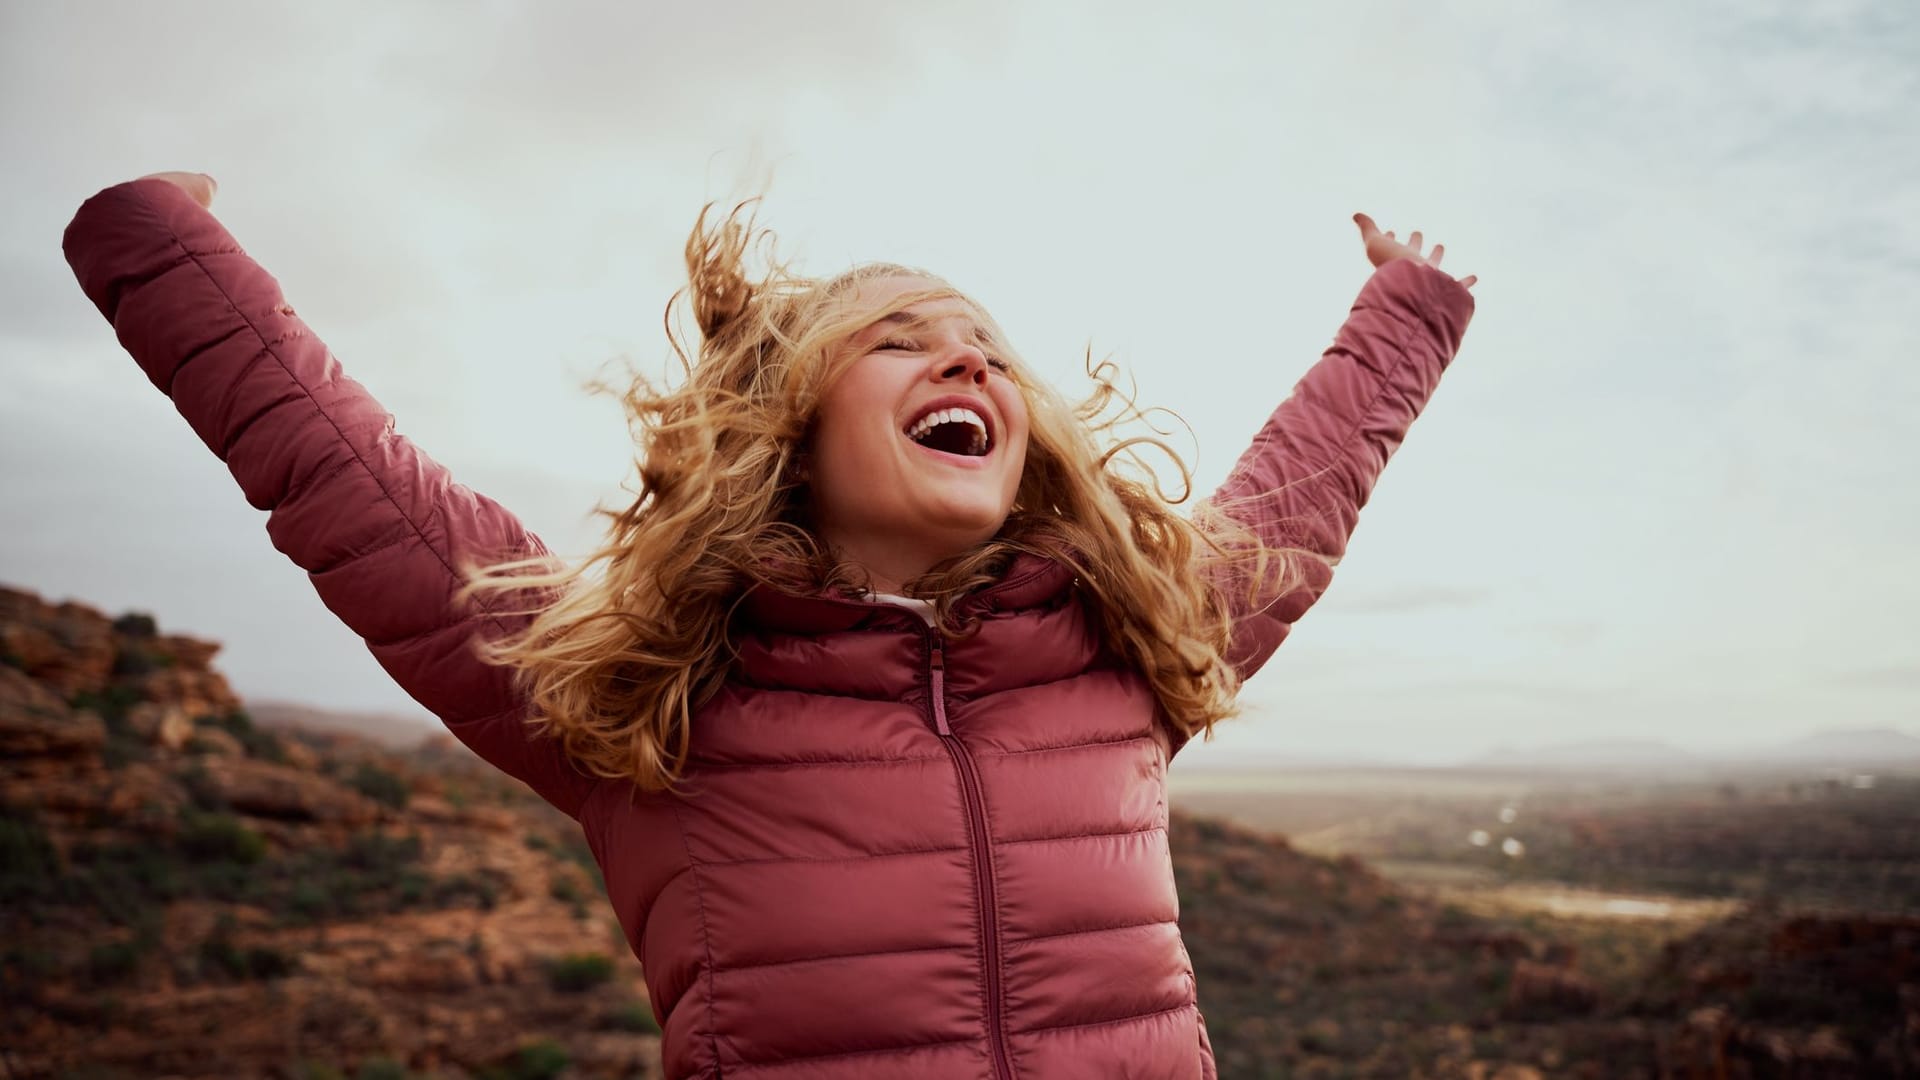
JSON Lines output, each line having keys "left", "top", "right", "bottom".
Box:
{"left": 137, "top": 171, "right": 218, "bottom": 209}
{"left": 1353, "top": 212, "right": 1476, "bottom": 290}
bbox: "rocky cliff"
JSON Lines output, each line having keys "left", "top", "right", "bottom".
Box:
{"left": 1, "top": 585, "right": 659, "bottom": 1079}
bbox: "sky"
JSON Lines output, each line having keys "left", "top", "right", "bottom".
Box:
{"left": 2, "top": 1, "right": 1915, "bottom": 768}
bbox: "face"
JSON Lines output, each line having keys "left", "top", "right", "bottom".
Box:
{"left": 805, "top": 276, "right": 1031, "bottom": 583}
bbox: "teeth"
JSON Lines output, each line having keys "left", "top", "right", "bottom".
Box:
{"left": 904, "top": 406, "right": 990, "bottom": 453}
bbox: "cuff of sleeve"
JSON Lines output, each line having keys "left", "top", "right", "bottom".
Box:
{"left": 1356, "top": 258, "right": 1477, "bottom": 358}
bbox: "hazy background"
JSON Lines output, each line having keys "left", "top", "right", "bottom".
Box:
{"left": 2, "top": 1, "right": 1914, "bottom": 767}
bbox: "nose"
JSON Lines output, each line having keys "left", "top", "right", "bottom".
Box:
{"left": 930, "top": 340, "right": 990, "bottom": 386}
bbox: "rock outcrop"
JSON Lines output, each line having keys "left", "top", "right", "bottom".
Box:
{"left": 1, "top": 584, "right": 660, "bottom": 1079}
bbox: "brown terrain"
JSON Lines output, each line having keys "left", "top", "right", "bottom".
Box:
{"left": 2, "top": 586, "right": 656, "bottom": 1079}
{"left": 4, "top": 582, "right": 1918, "bottom": 1079}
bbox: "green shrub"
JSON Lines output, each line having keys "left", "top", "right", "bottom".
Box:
{"left": 351, "top": 1060, "right": 408, "bottom": 1080}
{"left": 87, "top": 940, "right": 142, "bottom": 984}
{"left": 64, "top": 841, "right": 179, "bottom": 922}
{"left": 5, "top": 944, "right": 61, "bottom": 983}
{"left": 429, "top": 872, "right": 502, "bottom": 912}
{"left": 396, "top": 869, "right": 430, "bottom": 905}
{"left": 84, "top": 685, "right": 154, "bottom": 770}
{"left": 545, "top": 952, "right": 614, "bottom": 992}
{"left": 607, "top": 999, "right": 661, "bottom": 1034}
{"left": 198, "top": 935, "right": 293, "bottom": 981}
{"left": 53, "top": 1065, "right": 139, "bottom": 1080}
{"left": 109, "top": 648, "right": 159, "bottom": 676}
{"left": 111, "top": 612, "right": 158, "bottom": 638}
{"left": 0, "top": 806, "right": 61, "bottom": 903}
{"left": 196, "top": 912, "right": 291, "bottom": 981}
{"left": 342, "top": 830, "right": 422, "bottom": 872}
{"left": 287, "top": 882, "right": 332, "bottom": 924}
{"left": 349, "top": 763, "right": 410, "bottom": 810}
{"left": 478, "top": 1039, "right": 569, "bottom": 1080}
{"left": 13, "top": 797, "right": 495, "bottom": 934}
{"left": 177, "top": 811, "right": 267, "bottom": 864}
{"left": 69, "top": 685, "right": 142, "bottom": 728}
{"left": 202, "top": 710, "right": 286, "bottom": 763}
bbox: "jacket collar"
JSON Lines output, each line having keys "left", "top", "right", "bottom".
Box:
{"left": 734, "top": 550, "right": 1078, "bottom": 636}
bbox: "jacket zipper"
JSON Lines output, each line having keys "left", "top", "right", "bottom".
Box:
{"left": 927, "top": 635, "right": 1016, "bottom": 1080}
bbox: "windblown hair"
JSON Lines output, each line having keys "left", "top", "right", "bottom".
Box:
{"left": 457, "top": 201, "right": 1329, "bottom": 792}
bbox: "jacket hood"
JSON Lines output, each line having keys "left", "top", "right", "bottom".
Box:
{"left": 727, "top": 550, "right": 1102, "bottom": 700}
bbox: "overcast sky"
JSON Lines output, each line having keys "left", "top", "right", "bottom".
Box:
{"left": 3, "top": 1, "right": 1915, "bottom": 767}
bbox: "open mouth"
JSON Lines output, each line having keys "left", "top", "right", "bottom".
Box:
{"left": 902, "top": 405, "right": 992, "bottom": 457}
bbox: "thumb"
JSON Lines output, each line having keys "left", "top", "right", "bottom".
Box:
{"left": 136, "top": 170, "right": 218, "bottom": 209}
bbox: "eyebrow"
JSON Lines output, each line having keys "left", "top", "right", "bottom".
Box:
{"left": 875, "top": 310, "right": 996, "bottom": 346}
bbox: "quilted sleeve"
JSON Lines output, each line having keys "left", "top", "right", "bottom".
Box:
{"left": 61, "top": 178, "right": 600, "bottom": 819}
{"left": 1199, "top": 257, "right": 1476, "bottom": 699}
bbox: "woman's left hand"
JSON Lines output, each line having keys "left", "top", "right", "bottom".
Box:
{"left": 1354, "top": 212, "right": 1476, "bottom": 290}
{"left": 137, "top": 171, "right": 218, "bottom": 210}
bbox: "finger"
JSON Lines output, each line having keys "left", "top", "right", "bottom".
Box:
{"left": 137, "top": 170, "right": 217, "bottom": 209}
{"left": 1386, "top": 230, "right": 1396, "bottom": 241}
{"left": 1408, "top": 230, "right": 1423, "bottom": 253}
{"left": 1460, "top": 274, "right": 1477, "bottom": 289}
{"left": 1430, "top": 243, "right": 1444, "bottom": 269}
{"left": 1353, "top": 212, "right": 1378, "bottom": 238}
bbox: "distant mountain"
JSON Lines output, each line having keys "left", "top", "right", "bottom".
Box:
{"left": 1175, "top": 748, "right": 1406, "bottom": 772}
{"left": 1467, "top": 737, "right": 1700, "bottom": 772}
{"left": 1458, "top": 728, "right": 1920, "bottom": 773}
{"left": 1736, "top": 727, "right": 1920, "bottom": 768}
{"left": 246, "top": 699, "right": 441, "bottom": 751}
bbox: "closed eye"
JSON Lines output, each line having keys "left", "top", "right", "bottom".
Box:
{"left": 875, "top": 337, "right": 1013, "bottom": 373}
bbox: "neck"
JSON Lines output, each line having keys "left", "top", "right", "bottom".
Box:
{"left": 819, "top": 528, "right": 961, "bottom": 595}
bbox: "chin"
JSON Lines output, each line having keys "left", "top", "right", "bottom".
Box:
{"left": 934, "top": 498, "right": 1013, "bottom": 535}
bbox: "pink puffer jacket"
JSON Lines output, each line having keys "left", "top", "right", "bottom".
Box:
{"left": 64, "top": 179, "right": 1474, "bottom": 1079}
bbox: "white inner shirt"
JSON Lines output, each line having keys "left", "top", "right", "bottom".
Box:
{"left": 870, "top": 591, "right": 937, "bottom": 625}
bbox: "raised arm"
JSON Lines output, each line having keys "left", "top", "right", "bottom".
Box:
{"left": 61, "top": 176, "right": 599, "bottom": 818}
{"left": 1199, "top": 250, "right": 1477, "bottom": 700}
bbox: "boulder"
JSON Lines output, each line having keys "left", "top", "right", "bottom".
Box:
{"left": 410, "top": 793, "right": 518, "bottom": 833}
{"left": 184, "top": 724, "right": 248, "bottom": 758}
{"left": 126, "top": 702, "right": 196, "bottom": 751}
{"left": 192, "top": 758, "right": 382, "bottom": 824}
{"left": 0, "top": 588, "right": 117, "bottom": 695}
{"left": 131, "top": 666, "right": 241, "bottom": 721}
{"left": 0, "top": 666, "right": 106, "bottom": 757}
{"left": 154, "top": 632, "right": 222, "bottom": 669}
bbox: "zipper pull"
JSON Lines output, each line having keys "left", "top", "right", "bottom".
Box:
{"left": 929, "top": 641, "right": 952, "bottom": 736}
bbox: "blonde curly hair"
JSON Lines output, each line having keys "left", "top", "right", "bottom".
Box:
{"left": 456, "top": 200, "right": 1326, "bottom": 792}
